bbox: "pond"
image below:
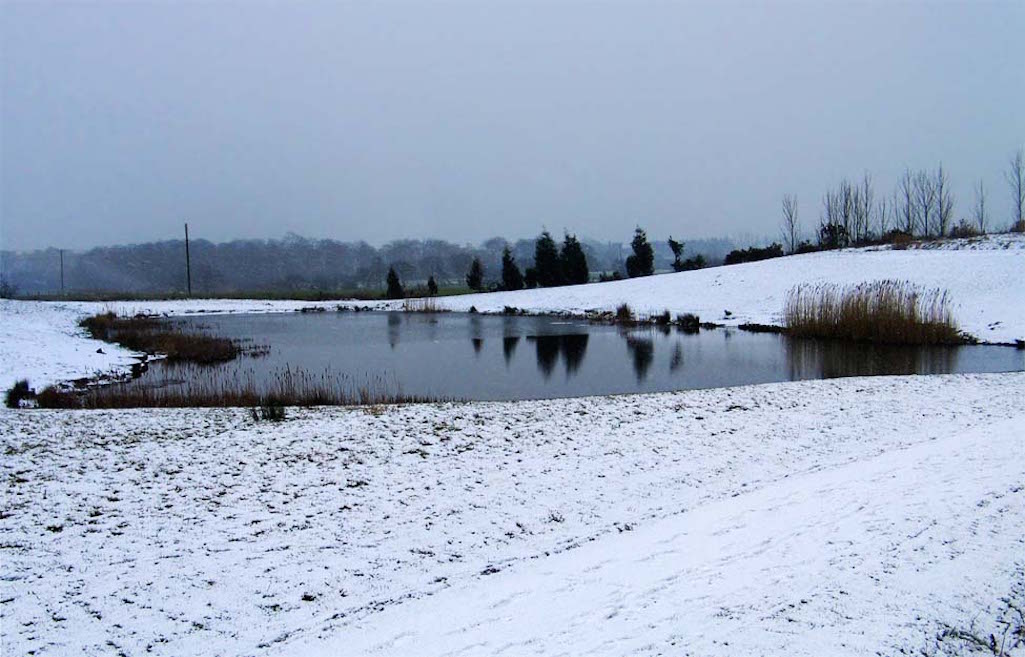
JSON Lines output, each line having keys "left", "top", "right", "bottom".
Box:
{"left": 122, "top": 312, "right": 1025, "bottom": 402}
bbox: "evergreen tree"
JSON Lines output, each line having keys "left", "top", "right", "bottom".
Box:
{"left": 466, "top": 257, "right": 484, "bottom": 292}
{"left": 559, "top": 234, "right": 589, "bottom": 285}
{"left": 668, "top": 236, "right": 685, "bottom": 272}
{"left": 386, "top": 266, "right": 404, "bottom": 299}
{"left": 533, "top": 230, "right": 562, "bottom": 287}
{"left": 625, "top": 227, "right": 654, "bottom": 277}
{"left": 427, "top": 275, "right": 438, "bottom": 296}
{"left": 501, "top": 247, "right": 524, "bottom": 291}
{"left": 524, "top": 267, "right": 538, "bottom": 289}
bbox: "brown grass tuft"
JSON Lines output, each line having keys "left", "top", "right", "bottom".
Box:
{"left": 80, "top": 312, "right": 241, "bottom": 364}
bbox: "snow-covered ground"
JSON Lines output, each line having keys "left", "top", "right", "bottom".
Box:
{"left": 2, "top": 234, "right": 1024, "bottom": 392}
{"left": 2, "top": 373, "right": 1023, "bottom": 656}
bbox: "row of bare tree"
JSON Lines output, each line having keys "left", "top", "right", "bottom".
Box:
{"left": 780, "top": 147, "right": 1025, "bottom": 252}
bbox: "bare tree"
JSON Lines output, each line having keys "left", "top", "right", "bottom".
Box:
{"left": 876, "top": 197, "right": 890, "bottom": 237}
{"left": 935, "top": 164, "right": 954, "bottom": 236}
{"left": 895, "top": 169, "right": 916, "bottom": 235}
{"left": 1008, "top": 147, "right": 1025, "bottom": 230}
{"left": 974, "top": 180, "right": 988, "bottom": 233}
{"left": 781, "top": 194, "right": 800, "bottom": 253}
{"left": 913, "top": 169, "right": 937, "bottom": 236}
{"left": 852, "top": 172, "right": 874, "bottom": 243}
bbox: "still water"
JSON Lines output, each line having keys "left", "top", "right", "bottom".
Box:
{"left": 131, "top": 312, "right": 1024, "bottom": 402}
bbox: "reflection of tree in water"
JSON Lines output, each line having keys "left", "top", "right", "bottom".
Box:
{"left": 670, "top": 342, "right": 684, "bottom": 372}
{"left": 387, "top": 313, "right": 401, "bottom": 349}
{"left": 785, "top": 337, "right": 959, "bottom": 380}
{"left": 531, "top": 335, "right": 560, "bottom": 378}
{"left": 471, "top": 338, "right": 483, "bottom": 355}
{"left": 502, "top": 336, "right": 520, "bottom": 365}
{"left": 561, "top": 334, "right": 589, "bottom": 374}
{"left": 624, "top": 334, "right": 655, "bottom": 381}
{"left": 526, "top": 334, "right": 590, "bottom": 379}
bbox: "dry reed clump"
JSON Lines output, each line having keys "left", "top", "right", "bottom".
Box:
{"left": 783, "top": 280, "right": 962, "bottom": 345}
{"left": 36, "top": 365, "right": 444, "bottom": 409}
{"left": 401, "top": 297, "right": 445, "bottom": 313}
{"left": 79, "top": 312, "right": 241, "bottom": 364}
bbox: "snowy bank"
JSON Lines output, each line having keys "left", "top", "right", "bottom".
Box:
{"left": 2, "top": 373, "right": 1023, "bottom": 656}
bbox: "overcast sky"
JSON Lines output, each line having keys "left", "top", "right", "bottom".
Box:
{"left": 2, "top": 1, "right": 1023, "bottom": 251}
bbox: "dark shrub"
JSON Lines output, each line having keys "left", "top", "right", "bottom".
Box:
{"left": 794, "top": 240, "right": 819, "bottom": 254}
{"left": 680, "top": 254, "right": 706, "bottom": 270}
{"left": 724, "top": 243, "right": 784, "bottom": 265}
{"left": 817, "top": 223, "right": 850, "bottom": 250}
{"left": 677, "top": 313, "right": 700, "bottom": 332}
{"left": 615, "top": 303, "right": 634, "bottom": 323}
{"left": 882, "top": 230, "right": 914, "bottom": 247}
{"left": 37, "top": 386, "right": 82, "bottom": 409}
{"left": 948, "top": 220, "right": 979, "bottom": 239}
{"left": 5, "top": 379, "right": 34, "bottom": 408}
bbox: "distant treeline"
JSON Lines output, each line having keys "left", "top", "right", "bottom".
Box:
{"left": 1, "top": 232, "right": 736, "bottom": 297}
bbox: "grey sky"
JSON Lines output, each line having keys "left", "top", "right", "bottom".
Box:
{"left": 2, "top": 1, "right": 1023, "bottom": 251}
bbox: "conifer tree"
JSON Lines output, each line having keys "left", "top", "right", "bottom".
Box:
{"left": 427, "top": 275, "right": 438, "bottom": 296}
{"left": 386, "top": 266, "right": 404, "bottom": 299}
{"left": 534, "top": 230, "right": 562, "bottom": 287}
{"left": 668, "top": 236, "right": 685, "bottom": 272}
{"left": 559, "top": 234, "right": 589, "bottom": 285}
{"left": 524, "top": 267, "right": 538, "bottom": 289}
{"left": 501, "top": 247, "right": 524, "bottom": 291}
{"left": 625, "top": 227, "right": 654, "bottom": 277}
{"left": 466, "top": 257, "right": 484, "bottom": 292}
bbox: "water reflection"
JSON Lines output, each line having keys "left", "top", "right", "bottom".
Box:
{"left": 525, "top": 334, "right": 591, "bottom": 379}
{"left": 670, "top": 342, "right": 684, "bottom": 372}
{"left": 502, "top": 336, "right": 520, "bottom": 364}
{"left": 387, "top": 313, "right": 401, "bottom": 349}
{"left": 623, "top": 333, "right": 655, "bottom": 381}
{"left": 471, "top": 338, "right": 483, "bottom": 355}
{"left": 785, "top": 338, "right": 960, "bottom": 379}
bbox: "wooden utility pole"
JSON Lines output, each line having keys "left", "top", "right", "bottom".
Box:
{"left": 184, "top": 223, "right": 192, "bottom": 297}
{"left": 59, "top": 249, "right": 64, "bottom": 296}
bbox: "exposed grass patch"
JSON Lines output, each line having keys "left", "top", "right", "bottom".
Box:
{"left": 784, "top": 281, "right": 962, "bottom": 345}
{"left": 80, "top": 312, "right": 242, "bottom": 364}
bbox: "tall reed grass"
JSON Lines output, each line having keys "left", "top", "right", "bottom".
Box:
{"left": 37, "top": 365, "right": 442, "bottom": 409}
{"left": 783, "top": 280, "right": 961, "bottom": 345}
{"left": 401, "top": 297, "right": 445, "bottom": 313}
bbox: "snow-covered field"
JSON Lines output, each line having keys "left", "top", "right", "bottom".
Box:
{"left": 2, "top": 373, "right": 1023, "bottom": 656}
{"left": 2, "top": 235, "right": 1024, "bottom": 656}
